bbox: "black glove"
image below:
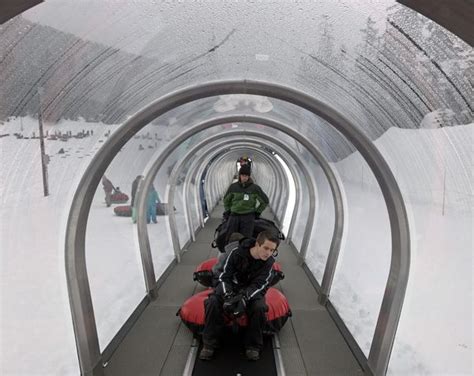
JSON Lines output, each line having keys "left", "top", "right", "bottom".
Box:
{"left": 223, "top": 211, "right": 230, "bottom": 220}
{"left": 223, "top": 293, "right": 247, "bottom": 318}
{"left": 254, "top": 212, "right": 260, "bottom": 219}
{"left": 232, "top": 296, "right": 247, "bottom": 318}
{"left": 222, "top": 292, "right": 235, "bottom": 315}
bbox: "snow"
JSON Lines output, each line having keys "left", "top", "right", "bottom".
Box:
{"left": 1, "top": 116, "right": 472, "bottom": 375}
{"left": 1, "top": 117, "right": 175, "bottom": 375}
{"left": 305, "top": 121, "right": 473, "bottom": 375}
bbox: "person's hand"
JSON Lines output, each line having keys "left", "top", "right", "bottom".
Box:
{"left": 223, "top": 211, "right": 230, "bottom": 220}
{"left": 223, "top": 291, "right": 234, "bottom": 301}
{"left": 223, "top": 292, "right": 236, "bottom": 314}
{"left": 232, "top": 296, "right": 247, "bottom": 317}
{"left": 223, "top": 293, "right": 247, "bottom": 318}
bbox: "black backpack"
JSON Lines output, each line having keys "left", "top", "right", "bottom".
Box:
{"left": 211, "top": 220, "right": 230, "bottom": 253}
{"left": 254, "top": 218, "right": 285, "bottom": 241}
{"left": 211, "top": 217, "right": 285, "bottom": 253}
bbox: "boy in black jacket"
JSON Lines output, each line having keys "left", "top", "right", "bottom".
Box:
{"left": 199, "top": 231, "right": 280, "bottom": 361}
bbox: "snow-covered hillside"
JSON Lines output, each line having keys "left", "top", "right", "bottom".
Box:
{"left": 1, "top": 117, "right": 177, "bottom": 374}
{"left": 306, "top": 122, "right": 473, "bottom": 375}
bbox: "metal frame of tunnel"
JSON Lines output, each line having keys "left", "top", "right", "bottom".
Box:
{"left": 183, "top": 140, "right": 304, "bottom": 243}
{"left": 173, "top": 142, "right": 290, "bottom": 245}
{"left": 189, "top": 144, "right": 294, "bottom": 237}
{"left": 165, "top": 140, "right": 285, "bottom": 257}
{"left": 184, "top": 150, "right": 256, "bottom": 232}
{"left": 190, "top": 146, "right": 299, "bottom": 238}
{"left": 135, "top": 120, "right": 329, "bottom": 300}
{"left": 136, "top": 129, "right": 287, "bottom": 262}
{"left": 190, "top": 141, "right": 298, "bottom": 236}
{"left": 203, "top": 144, "right": 292, "bottom": 227}
{"left": 200, "top": 153, "right": 233, "bottom": 217}
{"left": 168, "top": 132, "right": 314, "bottom": 249}
{"left": 203, "top": 144, "right": 286, "bottom": 221}
{"left": 183, "top": 138, "right": 303, "bottom": 244}
{"left": 136, "top": 115, "right": 343, "bottom": 282}
{"left": 205, "top": 146, "right": 287, "bottom": 220}
{"left": 159, "top": 120, "right": 332, "bottom": 260}
{"left": 205, "top": 145, "right": 284, "bottom": 215}
{"left": 201, "top": 146, "right": 286, "bottom": 225}
{"left": 66, "top": 80, "right": 410, "bottom": 376}
{"left": 199, "top": 116, "right": 343, "bottom": 300}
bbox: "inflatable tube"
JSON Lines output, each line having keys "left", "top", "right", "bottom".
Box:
{"left": 193, "top": 258, "right": 284, "bottom": 288}
{"left": 113, "top": 203, "right": 172, "bottom": 217}
{"left": 177, "top": 287, "right": 291, "bottom": 336}
{"left": 111, "top": 192, "right": 129, "bottom": 204}
{"left": 114, "top": 205, "right": 132, "bottom": 217}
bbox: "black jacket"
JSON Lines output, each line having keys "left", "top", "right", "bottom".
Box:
{"left": 215, "top": 238, "right": 274, "bottom": 301}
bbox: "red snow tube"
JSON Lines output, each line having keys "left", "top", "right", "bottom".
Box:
{"left": 113, "top": 203, "right": 169, "bottom": 217}
{"left": 111, "top": 192, "right": 129, "bottom": 204}
{"left": 177, "top": 287, "right": 291, "bottom": 336}
{"left": 114, "top": 205, "right": 132, "bottom": 217}
{"left": 193, "top": 258, "right": 284, "bottom": 288}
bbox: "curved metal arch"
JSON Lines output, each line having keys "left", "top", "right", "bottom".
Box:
{"left": 188, "top": 153, "right": 235, "bottom": 234}
{"left": 198, "top": 138, "right": 307, "bottom": 241}
{"left": 193, "top": 154, "right": 231, "bottom": 227}
{"left": 179, "top": 116, "right": 343, "bottom": 276}
{"left": 185, "top": 138, "right": 303, "bottom": 242}
{"left": 204, "top": 153, "right": 236, "bottom": 216}
{"left": 204, "top": 148, "right": 279, "bottom": 213}
{"left": 175, "top": 134, "right": 307, "bottom": 247}
{"left": 135, "top": 114, "right": 336, "bottom": 279}
{"left": 250, "top": 153, "right": 283, "bottom": 217}
{"left": 184, "top": 141, "right": 294, "bottom": 239}
{"left": 205, "top": 145, "right": 284, "bottom": 215}
{"left": 132, "top": 83, "right": 409, "bottom": 376}
{"left": 66, "top": 80, "right": 409, "bottom": 376}
{"left": 207, "top": 146, "right": 285, "bottom": 216}
{"left": 167, "top": 139, "right": 286, "bottom": 256}
{"left": 249, "top": 148, "right": 287, "bottom": 220}
{"left": 191, "top": 149, "right": 273, "bottom": 230}
{"left": 178, "top": 125, "right": 318, "bottom": 247}
{"left": 136, "top": 114, "right": 342, "bottom": 273}
{"left": 234, "top": 147, "right": 284, "bottom": 213}
{"left": 206, "top": 152, "right": 238, "bottom": 211}
{"left": 222, "top": 143, "right": 288, "bottom": 221}
{"left": 184, "top": 149, "right": 247, "bottom": 238}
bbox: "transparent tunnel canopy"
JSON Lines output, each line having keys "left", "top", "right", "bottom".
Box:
{"left": 1, "top": 1, "right": 472, "bottom": 376}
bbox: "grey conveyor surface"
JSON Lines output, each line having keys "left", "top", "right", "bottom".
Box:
{"left": 192, "top": 333, "right": 276, "bottom": 376}
{"left": 103, "top": 204, "right": 364, "bottom": 375}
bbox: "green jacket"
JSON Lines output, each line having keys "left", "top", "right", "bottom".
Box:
{"left": 224, "top": 179, "right": 269, "bottom": 215}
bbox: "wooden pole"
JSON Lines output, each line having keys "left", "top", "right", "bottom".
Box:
{"left": 38, "top": 88, "right": 49, "bottom": 196}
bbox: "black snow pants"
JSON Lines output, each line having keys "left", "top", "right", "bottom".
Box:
{"left": 226, "top": 212, "right": 255, "bottom": 242}
{"left": 202, "top": 293, "right": 267, "bottom": 350}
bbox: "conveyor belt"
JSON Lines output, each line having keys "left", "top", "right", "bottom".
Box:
{"left": 192, "top": 332, "right": 277, "bottom": 376}
{"left": 102, "top": 206, "right": 363, "bottom": 375}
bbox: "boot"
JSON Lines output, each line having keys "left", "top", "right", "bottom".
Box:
{"left": 245, "top": 347, "right": 260, "bottom": 361}
{"left": 199, "top": 346, "right": 214, "bottom": 360}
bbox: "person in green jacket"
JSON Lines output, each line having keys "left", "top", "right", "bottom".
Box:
{"left": 223, "top": 164, "right": 269, "bottom": 241}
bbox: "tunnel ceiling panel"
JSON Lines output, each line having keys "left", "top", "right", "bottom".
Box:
{"left": 1, "top": 0, "right": 471, "bottom": 146}
{"left": 120, "top": 97, "right": 358, "bottom": 161}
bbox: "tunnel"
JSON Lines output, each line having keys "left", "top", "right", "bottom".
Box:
{"left": 0, "top": 1, "right": 472, "bottom": 375}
